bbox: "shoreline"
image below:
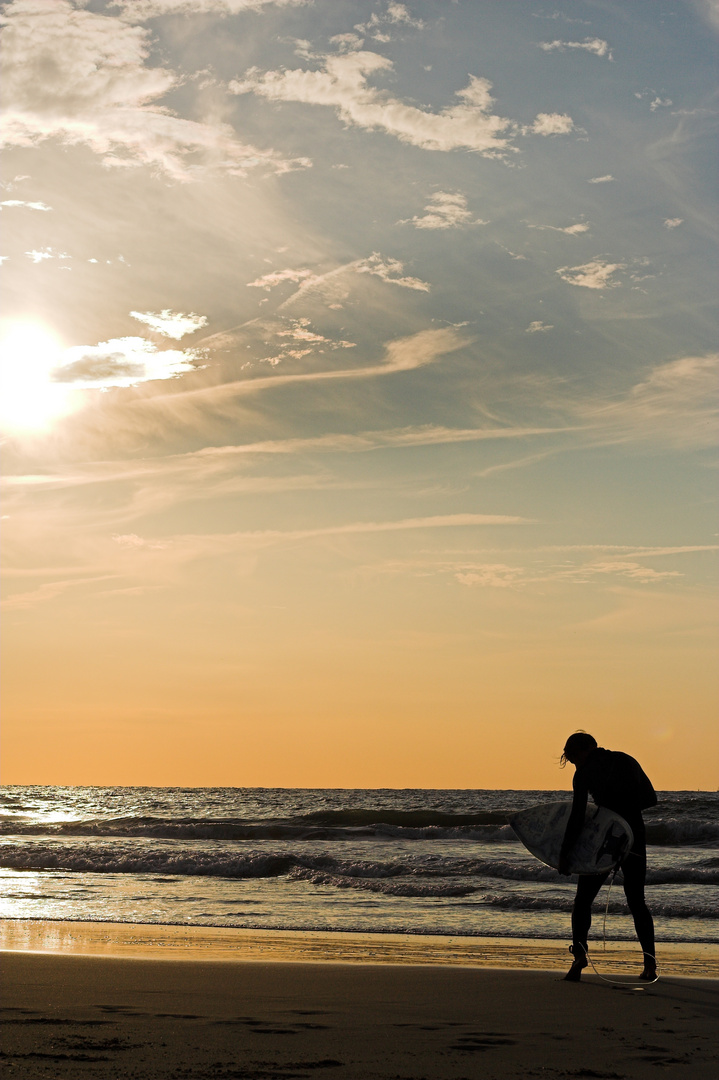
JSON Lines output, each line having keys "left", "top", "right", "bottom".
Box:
{"left": 2, "top": 918, "right": 718, "bottom": 977}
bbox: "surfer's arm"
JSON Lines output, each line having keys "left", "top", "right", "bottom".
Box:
{"left": 559, "top": 775, "right": 588, "bottom": 875}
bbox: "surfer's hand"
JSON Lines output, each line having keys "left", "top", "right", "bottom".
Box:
{"left": 558, "top": 853, "right": 571, "bottom": 876}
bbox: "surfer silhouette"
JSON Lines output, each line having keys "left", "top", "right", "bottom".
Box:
{"left": 559, "top": 732, "right": 658, "bottom": 983}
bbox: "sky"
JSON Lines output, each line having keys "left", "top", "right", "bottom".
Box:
{"left": 1, "top": 0, "right": 717, "bottom": 790}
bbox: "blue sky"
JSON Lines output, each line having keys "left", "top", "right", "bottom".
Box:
{"left": 1, "top": 0, "right": 717, "bottom": 786}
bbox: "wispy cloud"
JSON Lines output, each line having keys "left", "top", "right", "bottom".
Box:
{"left": 455, "top": 565, "right": 525, "bottom": 588}
{"left": 400, "top": 191, "right": 487, "bottom": 230}
{"left": 581, "top": 353, "right": 719, "bottom": 448}
{"left": 1, "top": 575, "right": 117, "bottom": 611}
{"left": 0, "top": 422, "right": 571, "bottom": 553}
{"left": 132, "top": 327, "right": 468, "bottom": 417}
{"left": 1, "top": 199, "right": 52, "bottom": 211}
{"left": 0, "top": 421, "right": 575, "bottom": 497}
{"left": 25, "top": 248, "right": 70, "bottom": 263}
{"left": 355, "top": 2, "right": 425, "bottom": 41}
{"left": 113, "top": 533, "right": 171, "bottom": 550}
{"left": 693, "top": 0, "right": 719, "bottom": 32}
{"left": 180, "top": 423, "right": 573, "bottom": 462}
{"left": 231, "top": 53, "right": 520, "bottom": 156}
{"left": 232, "top": 39, "right": 577, "bottom": 153}
{"left": 532, "top": 12, "right": 592, "bottom": 26}
{"left": 247, "top": 268, "right": 319, "bottom": 291}
{"left": 270, "top": 253, "right": 430, "bottom": 308}
{"left": 260, "top": 317, "right": 355, "bottom": 366}
{"left": 634, "top": 89, "right": 675, "bottom": 112}
{"left": 537, "top": 38, "right": 613, "bottom": 60}
{"left": 557, "top": 258, "right": 625, "bottom": 289}
{"left": 664, "top": 218, "right": 684, "bottom": 229}
{"left": 496, "top": 243, "right": 527, "bottom": 260}
{"left": 0, "top": 0, "right": 309, "bottom": 180}
{"left": 526, "top": 321, "right": 553, "bottom": 333}
{"left": 112, "top": 513, "right": 534, "bottom": 573}
{"left": 528, "top": 221, "right": 589, "bottom": 236}
{"left": 1, "top": 509, "right": 537, "bottom": 610}
{"left": 354, "top": 253, "right": 430, "bottom": 291}
{"left": 559, "top": 561, "right": 681, "bottom": 583}
{"left": 129, "top": 311, "right": 208, "bottom": 339}
{"left": 530, "top": 545, "right": 719, "bottom": 557}
{"left": 247, "top": 253, "right": 429, "bottom": 307}
{"left": 328, "top": 33, "right": 364, "bottom": 54}
{"left": 370, "top": 542, "right": 710, "bottom": 592}
{"left": 240, "top": 512, "right": 533, "bottom": 542}
{"left": 587, "top": 174, "right": 615, "bottom": 183}
{"left": 25, "top": 249, "right": 53, "bottom": 263}
{"left": 114, "top": 0, "right": 307, "bottom": 17}
{"left": 455, "top": 559, "right": 680, "bottom": 589}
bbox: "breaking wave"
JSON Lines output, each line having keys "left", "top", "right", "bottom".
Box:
{"left": 0, "top": 811, "right": 514, "bottom": 842}
{"left": 2, "top": 810, "right": 717, "bottom": 845}
{"left": 2, "top": 843, "right": 718, "bottom": 887}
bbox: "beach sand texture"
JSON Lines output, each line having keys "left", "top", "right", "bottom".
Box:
{"left": 2, "top": 927, "right": 718, "bottom": 1079}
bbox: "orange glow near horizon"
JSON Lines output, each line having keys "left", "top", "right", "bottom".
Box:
{"left": 2, "top": 586, "right": 716, "bottom": 790}
{"left": 1, "top": 3, "right": 716, "bottom": 796}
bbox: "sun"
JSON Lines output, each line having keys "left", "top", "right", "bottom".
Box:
{"left": 0, "top": 321, "right": 78, "bottom": 433}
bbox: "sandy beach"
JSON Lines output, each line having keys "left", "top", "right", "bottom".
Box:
{"left": 2, "top": 923, "right": 718, "bottom": 1079}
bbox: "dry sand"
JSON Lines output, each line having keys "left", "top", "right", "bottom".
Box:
{"left": 2, "top": 922, "right": 718, "bottom": 1079}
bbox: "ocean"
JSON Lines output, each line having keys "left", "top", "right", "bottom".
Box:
{"left": 1, "top": 787, "right": 717, "bottom": 945}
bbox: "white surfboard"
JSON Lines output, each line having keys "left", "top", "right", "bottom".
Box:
{"left": 509, "top": 801, "right": 633, "bottom": 875}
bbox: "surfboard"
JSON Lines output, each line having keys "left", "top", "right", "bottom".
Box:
{"left": 509, "top": 801, "right": 634, "bottom": 875}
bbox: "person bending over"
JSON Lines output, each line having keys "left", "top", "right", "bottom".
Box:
{"left": 559, "top": 731, "right": 658, "bottom": 983}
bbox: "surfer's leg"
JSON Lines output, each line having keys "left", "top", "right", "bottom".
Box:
{"left": 565, "top": 874, "right": 605, "bottom": 980}
{"left": 622, "top": 846, "right": 656, "bottom": 978}
{"left": 571, "top": 873, "right": 605, "bottom": 947}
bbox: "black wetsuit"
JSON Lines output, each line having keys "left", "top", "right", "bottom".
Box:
{"left": 561, "top": 747, "right": 657, "bottom": 962}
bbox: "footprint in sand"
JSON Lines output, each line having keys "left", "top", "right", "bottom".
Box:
{"left": 450, "top": 1032, "right": 517, "bottom": 1052}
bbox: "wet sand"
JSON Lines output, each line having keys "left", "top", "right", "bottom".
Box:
{"left": 2, "top": 923, "right": 718, "bottom": 1079}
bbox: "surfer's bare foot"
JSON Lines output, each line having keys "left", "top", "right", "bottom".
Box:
{"left": 639, "top": 965, "right": 657, "bottom": 982}
{"left": 564, "top": 946, "right": 588, "bottom": 982}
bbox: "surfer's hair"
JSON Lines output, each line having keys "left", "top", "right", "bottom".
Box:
{"left": 560, "top": 731, "right": 597, "bottom": 768}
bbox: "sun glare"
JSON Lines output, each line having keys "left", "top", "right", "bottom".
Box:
{"left": 0, "top": 322, "right": 78, "bottom": 433}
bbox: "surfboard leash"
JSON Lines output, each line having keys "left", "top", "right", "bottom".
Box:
{"left": 575, "top": 868, "right": 659, "bottom": 988}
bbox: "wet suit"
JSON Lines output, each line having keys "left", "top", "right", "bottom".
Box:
{"left": 560, "top": 747, "right": 657, "bottom": 964}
